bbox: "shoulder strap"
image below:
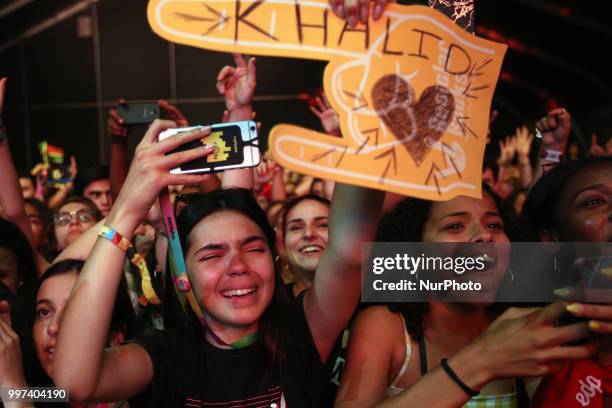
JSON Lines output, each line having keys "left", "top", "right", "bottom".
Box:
{"left": 515, "top": 378, "right": 530, "bottom": 408}
{"left": 389, "top": 314, "right": 412, "bottom": 388}
{"left": 418, "top": 335, "right": 428, "bottom": 376}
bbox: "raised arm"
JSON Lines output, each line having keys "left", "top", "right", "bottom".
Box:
{"left": 52, "top": 120, "right": 213, "bottom": 402}
{"left": 216, "top": 53, "right": 256, "bottom": 189}
{"left": 514, "top": 126, "right": 534, "bottom": 189}
{"left": 304, "top": 183, "right": 384, "bottom": 362}
{"left": 0, "top": 78, "right": 48, "bottom": 274}
{"left": 0, "top": 78, "right": 33, "bottom": 244}
{"left": 533, "top": 108, "right": 571, "bottom": 185}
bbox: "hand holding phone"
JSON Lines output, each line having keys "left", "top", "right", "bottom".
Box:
{"left": 158, "top": 120, "right": 260, "bottom": 174}
{"left": 117, "top": 102, "right": 160, "bottom": 125}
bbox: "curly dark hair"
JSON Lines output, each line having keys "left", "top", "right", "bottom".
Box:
{"left": 377, "top": 184, "right": 515, "bottom": 340}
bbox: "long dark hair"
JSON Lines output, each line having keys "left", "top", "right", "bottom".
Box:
{"left": 522, "top": 156, "right": 612, "bottom": 241}
{"left": 0, "top": 219, "right": 39, "bottom": 386}
{"left": 174, "top": 188, "right": 291, "bottom": 363}
{"left": 377, "top": 184, "right": 514, "bottom": 340}
{"left": 0, "top": 218, "right": 38, "bottom": 299}
{"left": 36, "top": 259, "right": 140, "bottom": 338}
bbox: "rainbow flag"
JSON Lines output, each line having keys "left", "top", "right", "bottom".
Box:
{"left": 38, "top": 141, "right": 65, "bottom": 164}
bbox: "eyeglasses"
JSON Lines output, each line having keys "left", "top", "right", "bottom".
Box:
{"left": 53, "top": 209, "right": 95, "bottom": 226}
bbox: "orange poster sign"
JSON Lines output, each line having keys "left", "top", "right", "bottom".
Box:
{"left": 148, "top": 0, "right": 507, "bottom": 199}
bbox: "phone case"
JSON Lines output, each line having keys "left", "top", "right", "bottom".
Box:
{"left": 159, "top": 121, "right": 260, "bottom": 174}
{"left": 117, "top": 103, "right": 160, "bottom": 125}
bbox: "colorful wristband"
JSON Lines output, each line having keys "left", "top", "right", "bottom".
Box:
{"left": 98, "top": 225, "right": 160, "bottom": 305}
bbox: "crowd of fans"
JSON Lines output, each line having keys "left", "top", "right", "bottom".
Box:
{"left": 1, "top": 7, "right": 611, "bottom": 408}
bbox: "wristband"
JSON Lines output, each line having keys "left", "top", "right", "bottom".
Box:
{"left": 540, "top": 149, "right": 564, "bottom": 163}
{"left": 440, "top": 358, "right": 479, "bottom": 397}
{"left": 98, "top": 225, "right": 160, "bottom": 305}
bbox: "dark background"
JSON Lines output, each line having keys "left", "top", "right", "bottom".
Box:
{"left": 0, "top": 0, "right": 610, "bottom": 171}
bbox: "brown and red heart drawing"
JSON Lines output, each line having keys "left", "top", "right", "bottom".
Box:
{"left": 372, "top": 74, "right": 455, "bottom": 166}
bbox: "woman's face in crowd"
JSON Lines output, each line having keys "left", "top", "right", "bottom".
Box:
{"left": 186, "top": 211, "right": 275, "bottom": 333}
{"left": 25, "top": 203, "right": 44, "bottom": 250}
{"left": 283, "top": 199, "right": 329, "bottom": 275}
{"left": 554, "top": 162, "right": 612, "bottom": 242}
{"left": 422, "top": 194, "right": 509, "bottom": 243}
{"left": 53, "top": 202, "right": 97, "bottom": 250}
{"left": 33, "top": 272, "right": 78, "bottom": 377}
{"left": 422, "top": 194, "right": 510, "bottom": 300}
{"left": 0, "top": 247, "right": 19, "bottom": 293}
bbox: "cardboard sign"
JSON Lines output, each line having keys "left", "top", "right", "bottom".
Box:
{"left": 148, "top": 0, "right": 507, "bottom": 200}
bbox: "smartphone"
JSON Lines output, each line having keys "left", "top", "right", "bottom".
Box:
{"left": 117, "top": 102, "right": 160, "bottom": 125}
{"left": 158, "top": 120, "right": 260, "bottom": 174}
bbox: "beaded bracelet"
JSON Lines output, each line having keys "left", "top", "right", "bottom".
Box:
{"left": 98, "top": 225, "right": 160, "bottom": 305}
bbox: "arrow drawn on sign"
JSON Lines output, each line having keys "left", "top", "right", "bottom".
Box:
{"left": 426, "top": 162, "right": 443, "bottom": 195}
{"left": 456, "top": 116, "right": 479, "bottom": 139}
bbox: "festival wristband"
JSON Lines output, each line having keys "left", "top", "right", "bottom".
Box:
{"left": 540, "top": 149, "right": 564, "bottom": 163}
{"left": 98, "top": 225, "right": 160, "bottom": 305}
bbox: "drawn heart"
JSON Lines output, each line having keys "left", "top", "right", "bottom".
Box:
{"left": 371, "top": 74, "right": 455, "bottom": 166}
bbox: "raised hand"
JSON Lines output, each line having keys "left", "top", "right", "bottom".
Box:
{"left": 514, "top": 126, "right": 534, "bottom": 158}
{"left": 498, "top": 136, "right": 516, "bottom": 166}
{"left": 107, "top": 120, "right": 214, "bottom": 236}
{"left": 254, "top": 157, "right": 282, "bottom": 190}
{"left": 329, "top": 0, "right": 393, "bottom": 26}
{"left": 310, "top": 93, "right": 340, "bottom": 136}
{"left": 159, "top": 100, "right": 189, "bottom": 127}
{"left": 108, "top": 100, "right": 129, "bottom": 138}
{"left": 216, "top": 54, "right": 256, "bottom": 113}
{"left": 536, "top": 108, "right": 571, "bottom": 151}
